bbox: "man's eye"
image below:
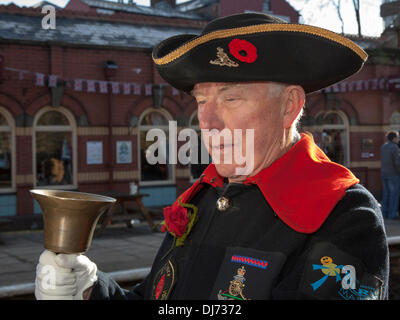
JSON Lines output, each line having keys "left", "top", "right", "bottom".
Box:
{"left": 225, "top": 97, "right": 239, "bottom": 102}
{"left": 197, "top": 100, "right": 206, "bottom": 105}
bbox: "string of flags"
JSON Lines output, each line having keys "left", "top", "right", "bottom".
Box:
{"left": 319, "top": 77, "right": 388, "bottom": 93}
{"left": 5, "top": 67, "right": 182, "bottom": 96}
{"left": 5, "top": 66, "right": 394, "bottom": 95}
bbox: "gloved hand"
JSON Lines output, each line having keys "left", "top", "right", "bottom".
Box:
{"left": 35, "top": 250, "right": 98, "bottom": 300}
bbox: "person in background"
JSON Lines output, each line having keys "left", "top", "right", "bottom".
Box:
{"left": 381, "top": 131, "right": 400, "bottom": 220}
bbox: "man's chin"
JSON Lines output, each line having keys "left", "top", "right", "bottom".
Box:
{"left": 213, "top": 164, "right": 245, "bottom": 181}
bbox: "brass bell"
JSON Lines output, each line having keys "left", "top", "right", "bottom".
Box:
{"left": 30, "top": 189, "right": 116, "bottom": 254}
{"left": 216, "top": 196, "right": 231, "bottom": 211}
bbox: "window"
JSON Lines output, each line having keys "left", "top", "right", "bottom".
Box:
{"left": 316, "top": 112, "right": 344, "bottom": 125}
{"left": 189, "top": 112, "right": 210, "bottom": 181}
{"left": 384, "top": 15, "right": 398, "bottom": 28}
{"left": 34, "top": 107, "right": 76, "bottom": 188}
{"left": 313, "top": 111, "right": 349, "bottom": 167}
{"left": 138, "top": 109, "right": 174, "bottom": 184}
{"left": 263, "top": 0, "right": 271, "bottom": 12}
{"left": 0, "top": 108, "right": 15, "bottom": 191}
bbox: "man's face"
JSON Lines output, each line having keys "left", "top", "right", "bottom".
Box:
{"left": 192, "top": 82, "right": 286, "bottom": 180}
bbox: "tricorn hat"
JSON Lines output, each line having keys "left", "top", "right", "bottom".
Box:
{"left": 152, "top": 13, "right": 367, "bottom": 94}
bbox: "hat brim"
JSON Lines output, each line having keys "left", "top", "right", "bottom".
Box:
{"left": 153, "top": 23, "right": 367, "bottom": 94}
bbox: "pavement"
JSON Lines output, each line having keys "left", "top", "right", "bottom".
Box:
{"left": 0, "top": 220, "right": 165, "bottom": 297}
{"left": 1, "top": 217, "right": 400, "bottom": 299}
{"left": 384, "top": 218, "right": 400, "bottom": 241}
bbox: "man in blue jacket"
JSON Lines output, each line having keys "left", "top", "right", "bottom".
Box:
{"left": 381, "top": 131, "right": 400, "bottom": 219}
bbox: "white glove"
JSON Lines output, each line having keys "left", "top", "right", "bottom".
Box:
{"left": 35, "top": 250, "right": 98, "bottom": 300}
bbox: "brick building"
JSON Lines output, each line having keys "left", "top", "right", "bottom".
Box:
{"left": 300, "top": 1, "right": 400, "bottom": 200}
{"left": 301, "top": 50, "right": 400, "bottom": 198}
{"left": 381, "top": 0, "right": 400, "bottom": 30}
{"left": 0, "top": 0, "right": 299, "bottom": 228}
{"left": 0, "top": 0, "right": 399, "bottom": 228}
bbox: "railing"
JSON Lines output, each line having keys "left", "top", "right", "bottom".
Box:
{"left": 0, "top": 267, "right": 151, "bottom": 299}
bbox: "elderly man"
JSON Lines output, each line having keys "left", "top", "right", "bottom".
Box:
{"left": 35, "top": 13, "right": 389, "bottom": 300}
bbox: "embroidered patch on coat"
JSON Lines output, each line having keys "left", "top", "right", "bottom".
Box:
{"left": 231, "top": 255, "right": 269, "bottom": 269}
{"left": 300, "top": 242, "right": 384, "bottom": 300}
{"left": 210, "top": 247, "right": 286, "bottom": 300}
{"left": 217, "top": 265, "right": 249, "bottom": 300}
{"left": 310, "top": 255, "right": 343, "bottom": 291}
{"left": 151, "top": 259, "right": 177, "bottom": 300}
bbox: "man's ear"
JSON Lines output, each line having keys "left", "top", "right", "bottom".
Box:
{"left": 282, "top": 85, "right": 306, "bottom": 129}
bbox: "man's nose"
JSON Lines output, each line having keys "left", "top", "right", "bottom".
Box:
{"left": 198, "top": 101, "right": 224, "bottom": 131}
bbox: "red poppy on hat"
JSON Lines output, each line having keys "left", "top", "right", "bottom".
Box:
{"left": 229, "top": 38, "right": 258, "bottom": 63}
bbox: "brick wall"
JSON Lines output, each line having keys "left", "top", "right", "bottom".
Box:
{"left": 218, "top": 0, "right": 299, "bottom": 22}
{"left": 219, "top": 0, "right": 262, "bottom": 16}
{"left": 302, "top": 62, "right": 400, "bottom": 197}
{"left": 0, "top": 37, "right": 198, "bottom": 220}
{"left": 270, "top": 0, "right": 299, "bottom": 23}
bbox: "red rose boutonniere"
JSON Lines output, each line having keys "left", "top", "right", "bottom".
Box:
{"left": 160, "top": 198, "right": 198, "bottom": 253}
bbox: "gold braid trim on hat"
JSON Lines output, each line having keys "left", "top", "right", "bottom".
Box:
{"left": 153, "top": 23, "right": 367, "bottom": 66}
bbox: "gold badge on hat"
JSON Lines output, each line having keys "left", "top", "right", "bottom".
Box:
{"left": 209, "top": 47, "right": 239, "bottom": 68}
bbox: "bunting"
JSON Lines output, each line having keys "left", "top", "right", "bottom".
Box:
{"left": 172, "top": 87, "right": 180, "bottom": 96}
{"left": 321, "top": 77, "right": 389, "bottom": 93}
{"left": 145, "top": 83, "right": 152, "bottom": 96}
{"left": 111, "top": 82, "right": 120, "bottom": 94}
{"left": 35, "top": 72, "right": 45, "bottom": 86}
{"left": 133, "top": 83, "right": 141, "bottom": 95}
{"left": 48, "top": 74, "right": 58, "bottom": 87}
{"left": 7, "top": 66, "right": 395, "bottom": 96}
{"left": 87, "top": 80, "right": 96, "bottom": 93}
{"left": 99, "top": 81, "right": 108, "bottom": 94}
{"left": 123, "top": 83, "right": 131, "bottom": 95}
{"left": 74, "top": 79, "right": 83, "bottom": 91}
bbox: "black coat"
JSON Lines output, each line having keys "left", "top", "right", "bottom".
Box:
{"left": 90, "top": 182, "right": 389, "bottom": 300}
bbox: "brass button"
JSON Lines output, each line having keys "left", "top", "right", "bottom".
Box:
{"left": 216, "top": 196, "right": 230, "bottom": 211}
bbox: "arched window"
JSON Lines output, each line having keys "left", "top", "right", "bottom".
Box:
{"left": 33, "top": 107, "right": 76, "bottom": 188}
{"left": 189, "top": 112, "right": 209, "bottom": 181}
{"left": 313, "top": 110, "right": 350, "bottom": 167}
{"left": 0, "top": 107, "right": 15, "bottom": 192}
{"left": 138, "top": 108, "right": 174, "bottom": 184}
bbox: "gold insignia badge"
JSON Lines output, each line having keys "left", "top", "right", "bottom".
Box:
{"left": 217, "top": 266, "right": 248, "bottom": 300}
{"left": 209, "top": 47, "right": 239, "bottom": 68}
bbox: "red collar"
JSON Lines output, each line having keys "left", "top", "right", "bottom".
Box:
{"left": 174, "top": 133, "right": 359, "bottom": 234}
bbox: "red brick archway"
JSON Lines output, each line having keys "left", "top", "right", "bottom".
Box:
{"left": 25, "top": 92, "right": 88, "bottom": 119}
{"left": 0, "top": 92, "right": 24, "bottom": 117}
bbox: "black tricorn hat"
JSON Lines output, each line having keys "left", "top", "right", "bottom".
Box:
{"left": 152, "top": 13, "right": 367, "bottom": 94}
